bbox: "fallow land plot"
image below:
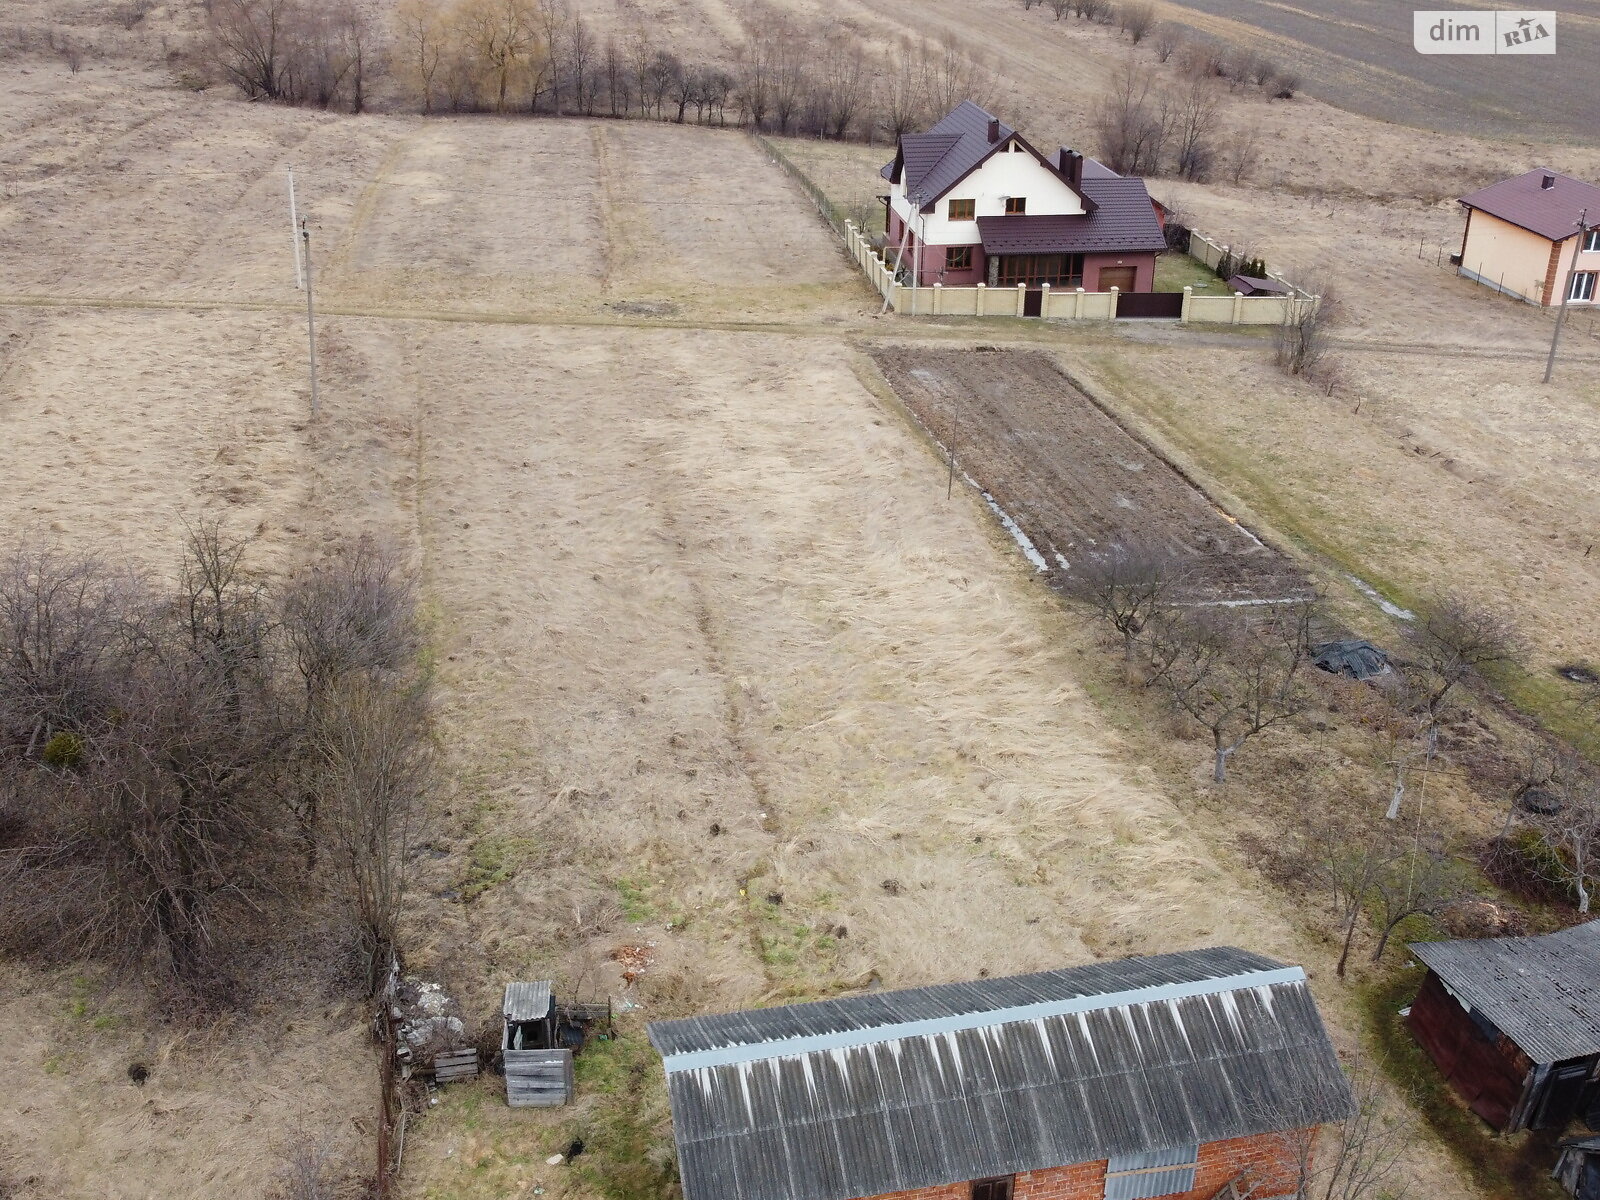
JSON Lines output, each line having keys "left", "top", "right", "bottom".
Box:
{"left": 334, "top": 118, "right": 862, "bottom": 323}
{"left": 870, "top": 346, "right": 1310, "bottom": 603}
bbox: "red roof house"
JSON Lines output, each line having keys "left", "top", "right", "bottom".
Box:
{"left": 1457, "top": 169, "right": 1600, "bottom": 306}
{"left": 880, "top": 102, "right": 1167, "bottom": 297}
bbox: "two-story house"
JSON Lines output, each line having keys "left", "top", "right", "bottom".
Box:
{"left": 1457, "top": 168, "right": 1600, "bottom": 306}
{"left": 880, "top": 101, "right": 1168, "bottom": 300}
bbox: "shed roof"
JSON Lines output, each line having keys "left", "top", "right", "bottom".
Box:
{"left": 503, "top": 981, "right": 553, "bottom": 1022}
{"left": 649, "top": 948, "right": 1353, "bottom": 1200}
{"left": 1410, "top": 922, "right": 1600, "bottom": 1064}
{"left": 976, "top": 174, "right": 1167, "bottom": 257}
{"left": 1228, "top": 274, "right": 1292, "bottom": 296}
{"left": 1460, "top": 169, "right": 1600, "bottom": 243}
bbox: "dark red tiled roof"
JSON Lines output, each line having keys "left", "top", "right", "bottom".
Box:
{"left": 1460, "top": 169, "right": 1600, "bottom": 242}
{"left": 882, "top": 102, "right": 1016, "bottom": 204}
{"left": 978, "top": 176, "right": 1166, "bottom": 256}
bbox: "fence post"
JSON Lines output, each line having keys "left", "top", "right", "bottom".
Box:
{"left": 1232, "top": 290, "right": 1245, "bottom": 324}
{"left": 1181, "top": 285, "right": 1193, "bottom": 324}
{"left": 1107, "top": 286, "right": 1119, "bottom": 320}
{"left": 933, "top": 282, "right": 943, "bottom": 315}
{"left": 1039, "top": 282, "right": 1051, "bottom": 319}
{"left": 976, "top": 282, "right": 986, "bottom": 315}
{"left": 1016, "top": 281, "right": 1027, "bottom": 316}
{"left": 1074, "top": 286, "right": 1085, "bottom": 320}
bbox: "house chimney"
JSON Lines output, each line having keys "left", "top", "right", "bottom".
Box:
{"left": 987, "top": 118, "right": 1000, "bottom": 143}
{"left": 1062, "top": 148, "right": 1084, "bottom": 190}
{"left": 1542, "top": 172, "right": 1557, "bottom": 189}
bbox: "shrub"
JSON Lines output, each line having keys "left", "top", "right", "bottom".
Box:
{"left": 40, "top": 731, "right": 84, "bottom": 770}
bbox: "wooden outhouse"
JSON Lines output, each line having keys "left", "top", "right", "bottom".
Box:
{"left": 502, "top": 981, "right": 573, "bottom": 1107}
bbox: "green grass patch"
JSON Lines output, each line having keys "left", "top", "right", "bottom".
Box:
{"left": 1154, "top": 252, "right": 1232, "bottom": 296}
{"left": 615, "top": 877, "right": 654, "bottom": 924}
{"left": 1360, "top": 970, "right": 1566, "bottom": 1200}
{"left": 459, "top": 834, "right": 538, "bottom": 902}
{"left": 570, "top": 1033, "right": 678, "bottom": 1200}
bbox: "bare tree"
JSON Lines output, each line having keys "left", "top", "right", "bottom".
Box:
{"left": 1273, "top": 273, "right": 1337, "bottom": 376}
{"left": 1119, "top": 1, "right": 1156, "bottom": 43}
{"left": 1152, "top": 22, "right": 1181, "bottom": 62}
{"left": 0, "top": 527, "right": 434, "bottom": 1004}
{"left": 1225, "top": 121, "right": 1261, "bottom": 185}
{"left": 1094, "top": 60, "right": 1167, "bottom": 175}
{"left": 395, "top": 0, "right": 445, "bottom": 113}
{"left": 1150, "top": 601, "right": 1315, "bottom": 783}
{"left": 1255, "top": 1059, "right": 1411, "bottom": 1200}
{"left": 1297, "top": 811, "right": 1403, "bottom": 977}
{"left": 1515, "top": 760, "right": 1600, "bottom": 912}
{"left": 1405, "top": 596, "right": 1522, "bottom": 733}
{"left": 1368, "top": 834, "right": 1468, "bottom": 961}
{"left": 1164, "top": 76, "right": 1220, "bottom": 181}
{"left": 208, "top": 0, "right": 299, "bottom": 102}
{"left": 317, "top": 671, "right": 431, "bottom": 994}
{"left": 1067, "top": 543, "right": 1182, "bottom": 663}
{"left": 271, "top": 1135, "right": 347, "bottom": 1200}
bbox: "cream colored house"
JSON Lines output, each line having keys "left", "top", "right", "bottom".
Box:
{"left": 1458, "top": 169, "right": 1600, "bottom": 306}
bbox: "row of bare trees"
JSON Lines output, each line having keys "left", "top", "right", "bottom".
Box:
{"left": 206, "top": 0, "right": 999, "bottom": 141}
{"left": 0, "top": 525, "right": 430, "bottom": 1004}
{"left": 1022, "top": 0, "right": 1300, "bottom": 99}
{"left": 206, "top": 0, "right": 376, "bottom": 111}
{"left": 1094, "top": 61, "right": 1261, "bottom": 182}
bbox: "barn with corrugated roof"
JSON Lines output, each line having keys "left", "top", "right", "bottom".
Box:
{"left": 1407, "top": 921, "right": 1600, "bottom": 1133}
{"left": 647, "top": 947, "right": 1354, "bottom": 1200}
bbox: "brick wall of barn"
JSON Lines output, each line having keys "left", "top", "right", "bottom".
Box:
{"left": 866, "top": 1130, "right": 1318, "bottom": 1200}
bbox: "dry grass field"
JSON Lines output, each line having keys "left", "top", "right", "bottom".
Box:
{"left": 3, "top": 0, "right": 1600, "bottom": 1197}
{"left": 1160, "top": 0, "right": 1600, "bottom": 144}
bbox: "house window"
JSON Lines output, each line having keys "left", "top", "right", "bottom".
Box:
{"left": 994, "top": 253, "right": 1083, "bottom": 287}
{"left": 949, "top": 198, "right": 976, "bottom": 221}
{"left": 1005, "top": 196, "right": 1027, "bottom": 215}
{"left": 1103, "top": 1146, "right": 1200, "bottom": 1200}
{"left": 1570, "top": 271, "right": 1597, "bottom": 302}
{"left": 971, "top": 1177, "right": 1014, "bottom": 1200}
{"left": 1584, "top": 229, "right": 1600, "bottom": 253}
{"left": 946, "top": 245, "right": 973, "bottom": 271}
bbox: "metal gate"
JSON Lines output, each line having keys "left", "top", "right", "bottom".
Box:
{"left": 1116, "top": 291, "right": 1184, "bottom": 318}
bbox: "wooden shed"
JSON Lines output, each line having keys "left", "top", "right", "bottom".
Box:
{"left": 502, "top": 981, "right": 573, "bottom": 1108}
{"left": 1556, "top": 1136, "right": 1600, "bottom": 1200}
{"left": 1408, "top": 922, "right": 1600, "bottom": 1132}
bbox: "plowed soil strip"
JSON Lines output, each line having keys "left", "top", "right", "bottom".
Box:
{"left": 870, "top": 346, "right": 1310, "bottom": 602}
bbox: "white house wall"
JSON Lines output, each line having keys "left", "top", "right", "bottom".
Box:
{"left": 889, "top": 144, "right": 1085, "bottom": 245}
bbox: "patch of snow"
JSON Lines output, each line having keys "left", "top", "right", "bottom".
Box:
{"left": 1346, "top": 574, "right": 1415, "bottom": 621}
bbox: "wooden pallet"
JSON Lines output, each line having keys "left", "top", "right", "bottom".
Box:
{"left": 433, "top": 1048, "right": 479, "bottom": 1084}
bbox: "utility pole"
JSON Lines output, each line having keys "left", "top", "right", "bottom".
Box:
{"left": 287, "top": 167, "right": 304, "bottom": 289}
{"left": 1545, "top": 207, "right": 1589, "bottom": 385}
{"left": 300, "top": 218, "right": 320, "bottom": 420}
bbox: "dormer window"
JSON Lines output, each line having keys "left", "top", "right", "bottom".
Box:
{"left": 1005, "top": 197, "right": 1027, "bottom": 215}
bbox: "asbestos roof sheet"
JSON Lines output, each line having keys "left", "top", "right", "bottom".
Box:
{"left": 648, "top": 949, "right": 1354, "bottom": 1200}
{"left": 976, "top": 176, "right": 1167, "bottom": 257}
{"left": 503, "top": 981, "right": 553, "bottom": 1021}
{"left": 1460, "top": 169, "right": 1600, "bottom": 242}
{"left": 1410, "top": 921, "right": 1600, "bottom": 1064}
